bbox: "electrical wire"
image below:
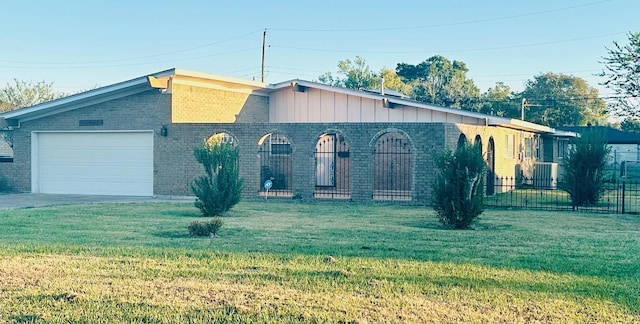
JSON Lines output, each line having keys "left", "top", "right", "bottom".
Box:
{"left": 267, "top": 0, "right": 611, "bottom": 32}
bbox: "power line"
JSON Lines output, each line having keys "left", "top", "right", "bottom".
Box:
{"left": 270, "top": 31, "right": 625, "bottom": 55}
{"left": 0, "top": 30, "right": 263, "bottom": 66}
{"left": 268, "top": 0, "right": 610, "bottom": 32}
{"left": 0, "top": 47, "right": 261, "bottom": 70}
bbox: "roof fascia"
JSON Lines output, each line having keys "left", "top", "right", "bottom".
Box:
{"left": 1, "top": 69, "right": 176, "bottom": 122}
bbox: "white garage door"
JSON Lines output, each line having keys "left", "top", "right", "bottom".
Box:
{"left": 33, "top": 132, "right": 153, "bottom": 196}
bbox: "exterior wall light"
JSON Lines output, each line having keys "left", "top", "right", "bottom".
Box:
{"left": 161, "top": 124, "right": 168, "bottom": 137}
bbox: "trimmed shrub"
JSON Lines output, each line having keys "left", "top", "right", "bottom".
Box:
{"left": 432, "top": 142, "right": 486, "bottom": 229}
{"left": 188, "top": 218, "right": 224, "bottom": 237}
{"left": 191, "top": 140, "right": 243, "bottom": 217}
{"left": 561, "top": 128, "right": 610, "bottom": 206}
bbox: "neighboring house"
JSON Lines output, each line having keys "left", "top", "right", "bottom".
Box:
{"left": 0, "top": 68, "right": 574, "bottom": 203}
{"left": 559, "top": 126, "right": 640, "bottom": 166}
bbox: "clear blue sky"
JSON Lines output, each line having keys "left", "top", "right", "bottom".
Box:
{"left": 1, "top": 0, "right": 639, "bottom": 97}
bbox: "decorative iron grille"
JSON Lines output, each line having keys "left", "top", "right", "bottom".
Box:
{"left": 373, "top": 132, "right": 412, "bottom": 201}
{"left": 314, "top": 133, "right": 351, "bottom": 199}
{"left": 258, "top": 133, "right": 292, "bottom": 197}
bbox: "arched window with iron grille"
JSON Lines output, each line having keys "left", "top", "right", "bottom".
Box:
{"left": 258, "top": 133, "right": 293, "bottom": 197}
{"left": 373, "top": 131, "right": 412, "bottom": 201}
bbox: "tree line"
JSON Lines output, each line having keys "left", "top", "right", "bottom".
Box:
{"left": 317, "top": 32, "right": 640, "bottom": 130}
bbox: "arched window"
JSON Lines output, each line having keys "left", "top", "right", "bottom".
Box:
{"left": 373, "top": 131, "right": 412, "bottom": 201}
{"left": 314, "top": 133, "right": 350, "bottom": 199}
{"left": 258, "top": 133, "right": 292, "bottom": 197}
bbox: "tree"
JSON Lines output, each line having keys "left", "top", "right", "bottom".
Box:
{"left": 561, "top": 128, "right": 610, "bottom": 206}
{"left": 318, "top": 56, "right": 378, "bottom": 90}
{"left": 432, "top": 142, "right": 486, "bottom": 229}
{"left": 396, "top": 55, "right": 480, "bottom": 110}
{"left": 479, "top": 82, "right": 521, "bottom": 118}
{"left": 520, "top": 73, "right": 607, "bottom": 127}
{"left": 601, "top": 32, "right": 640, "bottom": 118}
{"left": 191, "top": 140, "right": 243, "bottom": 217}
{"left": 379, "top": 67, "right": 411, "bottom": 94}
{"left": 620, "top": 118, "right": 640, "bottom": 134}
{"left": 0, "top": 79, "right": 66, "bottom": 112}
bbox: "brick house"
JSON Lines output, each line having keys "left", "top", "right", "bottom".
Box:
{"left": 0, "top": 68, "right": 574, "bottom": 204}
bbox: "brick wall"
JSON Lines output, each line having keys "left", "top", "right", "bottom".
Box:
{"left": 5, "top": 90, "right": 172, "bottom": 194}
{"left": 167, "top": 122, "right": 447, "bottom": 204}
{"left": 171, "top": 84, "right": 268, "bottom": 123}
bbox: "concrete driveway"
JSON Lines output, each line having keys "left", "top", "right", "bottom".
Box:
{"left": 0, "top": 193, "right": 193, "bottom": 210}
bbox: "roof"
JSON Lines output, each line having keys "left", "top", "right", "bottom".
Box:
{"left": 559, "top": 126, "right": 640, "bottom": 144}
{"left": 0, "top": 68, "right": 573, "bottom": 137}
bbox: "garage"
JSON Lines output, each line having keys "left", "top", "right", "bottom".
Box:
{"left": 32, "top": 131, "right": 153, "bottom": 196}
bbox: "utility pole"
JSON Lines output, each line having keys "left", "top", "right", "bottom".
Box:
{"left": 261, "top": 29, "right": 266, "bottom": 83}
{"left": 521, "top": 98, "right": 543, "bottom": 122}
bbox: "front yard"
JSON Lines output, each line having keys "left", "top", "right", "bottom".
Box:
{"left": 0, "top": 201, "right": 638, "bottom": 322}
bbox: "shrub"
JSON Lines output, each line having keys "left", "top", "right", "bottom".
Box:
{"left": 191, "top": 140, "right": 243, "bottom": 217}
{"left": 188, "top": 218, "right": 224, "bottom": 237}
{"left": 561, "top": 128, "right": 610, "bottom": 206}
{"left": 432, "top": 142, "right": 486, "bottom": 229}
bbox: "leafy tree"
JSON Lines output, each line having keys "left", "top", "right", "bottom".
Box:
{"left": 601, "top": 32, "right": 640, "bottom": 118}
{"left": 396, "top": 55, "right": 480, "bottom": 110}
{"left": 561, "top": 128, "right": 610, "bottom": 206}
{"left": 191, "top": 140, "right": 243, "bottom": 217}
{"left": 620, "top": 118, "right": 640, "bottom": 134}
{"left": 318, "top": 56, "right": 378, "bottom": 90}
{"left": 520, "top": 73, "right": 607, "bottom": 127}
{"left": 432, "top": 142, "right": 486, "bottom": 229}
{"left": 479, "top": 82, "right": 521, "bottom": 118}
{"left": 379, "top": 67, "right": 411, "bottom": 94}
{"left": 0, "top": 79, "right": 66, "bottom": 112}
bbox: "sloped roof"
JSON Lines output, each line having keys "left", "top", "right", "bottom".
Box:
{"left": 559, "top": 126, "right": 640, "bottom": 144}
{"left": 0, "top": 68, "right": 572, "bottom": 137}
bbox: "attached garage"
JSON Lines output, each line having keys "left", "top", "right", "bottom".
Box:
{"left": 32, "top": 131, "right": 154, "bottom": 196}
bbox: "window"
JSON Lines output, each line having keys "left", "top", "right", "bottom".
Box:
{"left": 557, "top": 139, "right": 568, "bottom": 159}
{"left": 524, "top": 137, "right": 532, "bottom": 158}
{"left": 505, "top": 134, "right": 514, "bottom": 158}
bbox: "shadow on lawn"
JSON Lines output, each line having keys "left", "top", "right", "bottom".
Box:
{"left": 152, "top": 230, "right": 190, "bottom": 239}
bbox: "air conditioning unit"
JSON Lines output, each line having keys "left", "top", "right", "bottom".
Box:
{"left": 533, "top": 162, "right": 558, "bottom": 189}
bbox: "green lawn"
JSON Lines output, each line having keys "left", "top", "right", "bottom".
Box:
{"left": 0, "top": 200, "right": 639, "bottom": 323}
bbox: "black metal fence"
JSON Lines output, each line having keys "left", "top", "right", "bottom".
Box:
{"left": 484, "top": 176, "right": 640, "bottom": 214}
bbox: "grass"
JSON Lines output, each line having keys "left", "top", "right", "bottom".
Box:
{"left": 0, "top": 200, "right": 639, "bottom": 323}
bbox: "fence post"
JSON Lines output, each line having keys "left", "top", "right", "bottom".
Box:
{"left": 622, "top": 180, "right": 626, "bottom": 214}
{"left": 572, "top": 178, "right": 577, "bottom": 211}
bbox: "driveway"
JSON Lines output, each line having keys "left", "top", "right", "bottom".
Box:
{"left": 0, "top": 193, "right": 193, "bottom": 210}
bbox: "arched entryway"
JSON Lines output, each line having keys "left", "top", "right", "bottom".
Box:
{"left": 314, "top": 132, "right": 351, "bottom": 199}
{"left": 486, "top": 137, "right": 496, "bottom": 195}
{"left": 373, "top": 131, "right": 413, "bottom": 201}
{"left": 457, "top": 134, "right": 467, "bottom": 150}
{"left": 258, "top": 133, "right": 292, "bottom": 197}
{"left": 474, "top": 135, "right": 483, "bottom": 155}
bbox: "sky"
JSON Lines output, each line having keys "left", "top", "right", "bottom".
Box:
{"left": 1, "top": 0, "right": 639, "bottom": 98}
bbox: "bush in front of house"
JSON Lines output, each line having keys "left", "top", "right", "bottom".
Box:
{"left": 432, "top": 142, "right": 486, "bottom": 229}
{"left": 188, "top": 218, "right": 224, "bottom": 237}
{"left": 191, "top": 140, "right": 243, "bottom": 217}
{"left": 561, "top": 127, "right": 610, "bottom": 206}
